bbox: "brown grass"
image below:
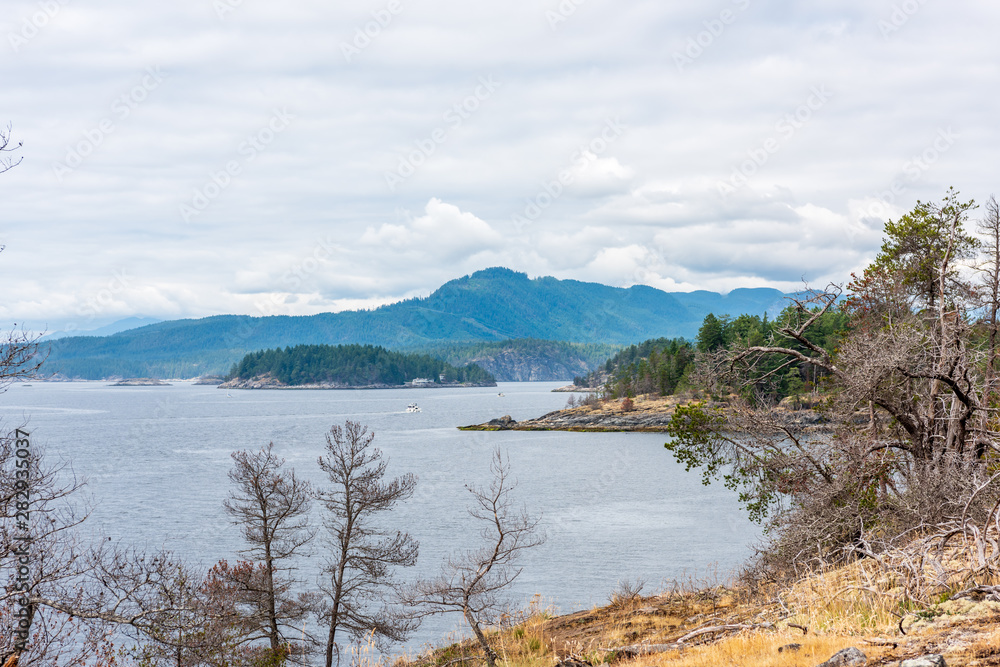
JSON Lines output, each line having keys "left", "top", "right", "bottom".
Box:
{"left": 395, "top": 553, "right": 1000, "bottom": 667}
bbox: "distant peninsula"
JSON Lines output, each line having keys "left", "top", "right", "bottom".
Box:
{"left": 221, "top": 343, "right": 496, "bottom": 389}
{"left": 460, "top": 395, "right": 824, "bottom": 432}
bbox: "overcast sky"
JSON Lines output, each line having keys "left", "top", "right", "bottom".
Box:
{"left": 2, "top": 0, "right": 997, "bottom": 333}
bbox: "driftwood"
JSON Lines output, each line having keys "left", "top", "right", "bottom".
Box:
{"left": 676, "top": 623, "right": 755, "bottom": 643}
{"left": 952, "top": 584, "right": 1000, "bottom": 601}
{"left": 789, "top": 623, "right": 809, "bottom": 635}
{"left": 601, "top": 643, "right": 680, "bottom": 657}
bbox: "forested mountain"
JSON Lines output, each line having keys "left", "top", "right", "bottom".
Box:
{"left": 228, "top": 344, "right": 495, "bottom": 387}
{"left": 41, "top": 268, "right": 796, "bottom": 380}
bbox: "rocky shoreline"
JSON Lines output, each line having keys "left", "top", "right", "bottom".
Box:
{"left": 460, "top": 395, "right": 826, "bottom": 433}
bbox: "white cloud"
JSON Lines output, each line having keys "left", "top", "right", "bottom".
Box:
{"left": 360, "top": 198, "right": 503, "bottom": 260}
{"left": 1, "top": 0, "right": 997, "bottom": 329}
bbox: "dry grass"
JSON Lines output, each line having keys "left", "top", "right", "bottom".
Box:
{"left": 396, "top": 551, "right": 1000, "bottom": 667}
{"left": 638, "top": 633, "right": 883, "bottom": 667}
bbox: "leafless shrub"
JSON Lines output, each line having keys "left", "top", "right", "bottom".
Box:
{"left": 608, "top": 578, "right": 645, "bottom": 609}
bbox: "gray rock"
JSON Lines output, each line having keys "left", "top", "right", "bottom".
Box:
{"left": 899, "top": 656, "right": 946, "bottom": 667}
{"left": 486, "top": 415, "right": 517, "bottom": 429}
{"left": 778, "top": 643, "right": 802, "bottom": 653}
{"left": 555, "top": 659, "right": 591, "bottom": 667}
{"left": 816, "top": 647, "right": 867, "bottom": 667}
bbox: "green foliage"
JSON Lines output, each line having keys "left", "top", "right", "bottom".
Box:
{"left": 231, "top": 344, "right": 495, "bottom": 386}
{"left": 664, "top": 402, "right": 782, "bottom": 523}
{"left": 586, "top": 337, "right": 695, "bottom": 398}
{"left": 664, "top": 402, "right": 729, "bottom": 487}
{"left": 589, "top": 306, "right": 845, "bottom": 404}
{"left": 696, "top": 313, "right": 725, "bottom": 352}
{"left": 873, "top": 187, "right": 979, "bottom": 308}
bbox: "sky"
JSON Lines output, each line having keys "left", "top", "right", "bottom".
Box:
{"left": 2, "top": 0, "right": 998, "bottom": 334}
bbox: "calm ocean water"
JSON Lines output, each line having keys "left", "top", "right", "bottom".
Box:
{"left": 1, "top": 380, "right": 760, "bottom": 654}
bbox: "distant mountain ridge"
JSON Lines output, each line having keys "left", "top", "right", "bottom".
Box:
{"left": 41, "top": 316, "right": 164, "bottom": 340}
{"left": 41, "top": 268, "right": 797, "bottom": 380}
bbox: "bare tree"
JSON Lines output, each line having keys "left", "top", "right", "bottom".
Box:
{"left": 224, "top": 443, "right": 315, "bottom": 660}
{"left": 0, "top": 123, "right": 22, "bottom": 175}
{"left": 665, "top": 190, "right": 1000, "bottom": 578}
{"left": 977, "top": 194, "right": 1000, "bottom": 400}
{"left": 403, "top": 449, "right": 544, "bottom": 667}
{"left": 315, "top": 421, "right": 418, "bottom": 667}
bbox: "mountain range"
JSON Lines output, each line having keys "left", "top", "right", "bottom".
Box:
{"left": 41, "top": 267, "right": 796, "bottom": 381}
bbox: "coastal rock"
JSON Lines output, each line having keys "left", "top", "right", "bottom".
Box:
{"left": 899, "top": 656, "right": 945, "bottom": 667}
{"left": 816, "top": 647, "right": 867, "bottom": 667}
{"left": 778, "top": 643, "right": 802, "bottom": 653}
{"left": 486, "top": 415, "right": 517, "bottom": 430}
{"left": 110, "top": 378, "right": 170, "bottom": 386}
{"left": 554, "top": 658, "right": 591, "bottom": 667}
{"left": 456, "top": 348, "right": 594, "bottom": 382}
{"left": 219, "top": 375, "right": 287, "bottom": 389}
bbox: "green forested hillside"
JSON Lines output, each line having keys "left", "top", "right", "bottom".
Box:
{"left": 41, "top": 268, "right": 796, "bottom": 380}
{"left": 230, "top": 344, "right": 495, "bottom": 386}
{"left": 586, "top": 306, "right": 848, "bottom": 401}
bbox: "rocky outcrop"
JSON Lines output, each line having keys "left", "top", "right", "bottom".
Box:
{"left": 219, "top": 375, "right": 288, "bottom": 389}
{"left": 193, "top": 375, "right": 225, "bottom": 385}
{"left": 461, "top": 398, "right": 682, "bottom": 432}
{"left": 110, "top": 378, "right": 170, "bottom": 386}
{"left": 816, "top": 647, "right": 867, "bottom": 667}
{"left": 899, "top": 657, "right": 946, "bottom": 667}
{"left": 462, "top": 349, "right": 592, "bottom": 382}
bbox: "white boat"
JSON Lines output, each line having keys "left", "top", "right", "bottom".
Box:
{"left": 406, "top": 403, "right": 421, "bottom": 413}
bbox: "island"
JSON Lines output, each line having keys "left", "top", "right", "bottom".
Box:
{"left": 220, "top": 343, "right": 496, "bottom": 389}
